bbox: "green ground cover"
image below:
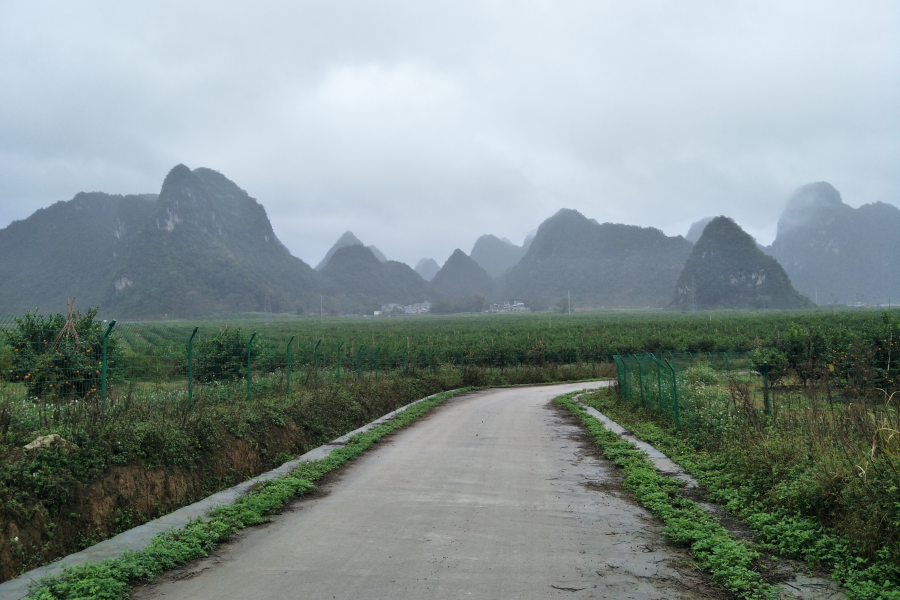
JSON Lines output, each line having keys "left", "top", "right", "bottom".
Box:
{"left": 579, "top": 381, "right": 900, "bottom": 599}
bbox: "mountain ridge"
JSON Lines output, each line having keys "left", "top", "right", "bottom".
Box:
{"left": 0, "top": 191, "right": 157, "bottom": 314}
{"left": 103, "top": 165, "right": 322, "bottom": 317}
{"left": 498, "top": 208, "right": 693, "bottom": 309}
{"left": 321, "top": 244, "right": 431, "bottom": 309}
{"left": 2, "top": 169, "right": 896, "bottom": 317}
{"left": 766, "top": 182, "right": 900, "bottom": 304}
{"left": 671, "top": 216, "right": 812, "bottom": 310}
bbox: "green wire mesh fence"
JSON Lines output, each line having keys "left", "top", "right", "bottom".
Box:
{"left": 612, "top": 351, "right": 821, "bottom": 430}
{"left": 3, "top": 310, "right": 894, "bottom": 439}
{"left": 0, "top": 315, "right": 615, "bottom": 423}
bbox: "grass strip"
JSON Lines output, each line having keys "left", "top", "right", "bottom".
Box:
{"left": 578, "top": 389, "right": 900, "bottom": 600}
{"left": 554, "top": 393, "right": 774, "bottom": 599}
{"left": 23, "top": 388, "right": 471, "bottom": 600}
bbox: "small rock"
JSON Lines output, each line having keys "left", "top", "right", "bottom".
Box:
{"left": 24, "top": 434, "right": 78, "bottom": 452}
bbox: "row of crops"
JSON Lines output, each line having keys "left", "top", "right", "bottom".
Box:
{"left": 1, "top": 307, "right": 898, "bottom": 410}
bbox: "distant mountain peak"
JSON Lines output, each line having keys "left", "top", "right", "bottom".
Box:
{"left": 432, "top": 249, "right": 494, "bottom": 299}
{"left": 470, "top": 234, "right": 526, "bottom": 278}
{"left": 104, "top": 165, "right": 320, "bottom": 317}
{"left": 768, "top": 182, "right": 900, "bottom": 304}
{"left": 335, "top": 230, "right": 364, "bottom": 246}
{"left": 499, "top": 208, "right": 693, "bottom": 309}
{"left": 778, "top": 182, "right": 844, "bottom": 235}
{"left": 153, "top": 164, "right": 283, "bottom": 248}
{"left": 316, "top": 231, "right": 365, "bottom": 270}
{"left": 685, "top": 216, "right": 714, "bottom": 243}
{"left": 321, "top": 244, "right": 431, "bottom": 304}
{"left": 549, "top": 208, "right": 587, "bottom": 223}
{"left": 672, "top": 216, "right": 811, "bottom": 310}
{"left": 415, "top": 257, "right": 440, "bottom": 281}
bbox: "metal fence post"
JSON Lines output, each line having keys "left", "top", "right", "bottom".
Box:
{"left": 664, "top": 358, "right": 680, "bottom": 429}
{"left": 188, "top": 326, "right": 198, "bottom": 409}
{"left": 286, "top": 335, "right": 295, "bottom": 396}
{"left": 246, "top": 331, "right": 257, "bottom": 402}
{"left": 335, "top": 341, "right": 344, "bottom": 381}
{"left": 763, "top": 360, "right": 770, "bottom": 416}
{"left": 101, "top": 320, "right": 116, "bottom": 410}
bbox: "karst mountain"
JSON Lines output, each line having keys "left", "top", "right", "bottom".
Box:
{"left": 765, "top": 182, "right": 900, "bottom": 305}
{"left": 671, "top": 216, "right": 812, "bottom": 310}
{"left": 1, "top": 167, "right": 896, "bottom": 317}
{"left": 498, "top": 209, "right": 693, "bottom": 309}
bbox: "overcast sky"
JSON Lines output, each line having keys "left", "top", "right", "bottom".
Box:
{"left": 1, "top": 1, "right": 898, "bottom": 267}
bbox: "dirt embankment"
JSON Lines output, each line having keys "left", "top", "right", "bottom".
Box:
{"left": 0, "top": 425, "right": 305, "bottom": 583}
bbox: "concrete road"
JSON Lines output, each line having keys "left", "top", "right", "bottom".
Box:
{"left": 134, "top": 383, "right": 716, "bottom": 599}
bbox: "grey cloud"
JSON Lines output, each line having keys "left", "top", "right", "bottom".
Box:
{"left": 1, "top": 1, "right": 897, "bottom": 266}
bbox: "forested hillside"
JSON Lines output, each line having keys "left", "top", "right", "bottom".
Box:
{"left": 671, "top": 216, "right": 812, "bottom": 310}
{"left": 104, "top": 165, "right": 323, "bottom": 317}
{"left": 499, "top": 209, "right": 693, "bottom": 309}
{"left": 320, "top": 244, "right": 432, "bottom": 310}
{"left": 766, "top": 182, "right": 900, "bottom": 305}
{"left": 0, "top": 192, "right": 156, "bottom": 314}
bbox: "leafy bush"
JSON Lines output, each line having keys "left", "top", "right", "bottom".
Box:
{"left": 1, "top": 307, "right": 119, "bottom": 399}
{"left": 193, "top": 326, "right": 252, "bottom": 383}
{"left": 750, "top": 347, "right": 787, "bottom": 385}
